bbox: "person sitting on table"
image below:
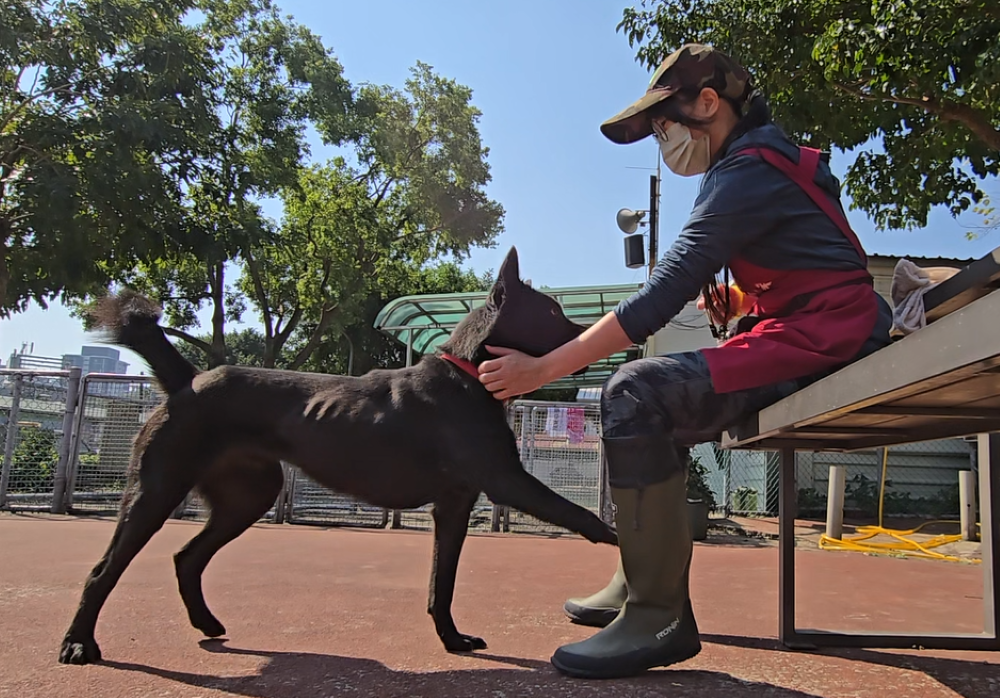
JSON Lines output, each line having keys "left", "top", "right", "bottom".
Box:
{"left": 477, "top": 43, "right": 892, "bottom": 680}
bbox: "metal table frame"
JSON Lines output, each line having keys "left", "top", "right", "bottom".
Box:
{"left": 772, "top": 435, "right": 998, "bottom": 651}
{"left": 722, "top": 250, "right": 1000, "bottom": 652}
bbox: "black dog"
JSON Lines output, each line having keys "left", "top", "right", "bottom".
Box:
{"left": 58, "top": 247, "right": 618, "bottom": 665}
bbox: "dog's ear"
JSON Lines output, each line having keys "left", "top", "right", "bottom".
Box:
{"left": 499, "top": 246, "right": 520, "bottom": 284}
{"left": 488, "top": 246, "right": 521, "bottom": 308}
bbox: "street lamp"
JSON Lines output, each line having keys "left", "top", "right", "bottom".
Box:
{"left": 615, "top": 173, "right": 660, "bottom": 277}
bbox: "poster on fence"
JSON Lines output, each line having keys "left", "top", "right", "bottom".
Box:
{"left": 545, "top": 407, "right": 568, "bottom": 437}
{"left": 567, "top": 407, "right": 585, "bottom": 444}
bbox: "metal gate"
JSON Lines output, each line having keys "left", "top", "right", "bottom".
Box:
{"left": 0, "top": 369, "right": 80, "bottom": 511}
{"left": 501, "top": 400, "right": 604, "bottom": 534}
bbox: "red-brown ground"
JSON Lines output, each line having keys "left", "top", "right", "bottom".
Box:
{"left": 0, "top": 513, "right": 996, "bottom": 697}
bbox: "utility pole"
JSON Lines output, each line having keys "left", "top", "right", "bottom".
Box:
{"left": 647, "top": 171, "right": 659, "bottom": 278}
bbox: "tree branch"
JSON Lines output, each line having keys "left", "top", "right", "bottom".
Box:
{"left": 275, "top": 304, "right": 303, "bottom": 347}
{"left": 373, "top": 174, "right": 397, "bottom": 206}
{"left": 287, "top": 304, "right": 340, "bottom": 370}
{"left": 0, "top": 221, "right": 10, "bottom": 311}
{"left": 937, "top": 102, "right": 1000, "bottom": 151}
{"left": 162, "top": 326, "right": 212, "bottom": 354}
{"left": 0, "top": 73, "right": 95, "bottom": 134}
{"left": 833, "top": 82, "right": 1000, "bottom": 150}
{"left": 392, "top": 206, "right": 471, "bottom": 241}
{"left": 208, "top": 261, "right": 227, "bottom": 368}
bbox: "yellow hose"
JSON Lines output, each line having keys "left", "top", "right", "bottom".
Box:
{"left": 817, "top": 446, "right": 981, "bottom": 564}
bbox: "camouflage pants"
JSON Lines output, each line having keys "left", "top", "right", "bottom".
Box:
{"left": 600, "top": 350, "right": 800, "bottom": 446}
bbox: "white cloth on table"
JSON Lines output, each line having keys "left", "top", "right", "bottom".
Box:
{"left": 889, "top": 259, "right": 960, "bottom": 336}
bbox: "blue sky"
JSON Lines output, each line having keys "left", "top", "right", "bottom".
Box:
{"left": 2, "top": 0, "right": 996, "bottom": 373}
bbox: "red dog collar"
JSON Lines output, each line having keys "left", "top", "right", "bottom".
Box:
{"left": 439, "top": 352, "right": 479, "bottom": 380}
{"left": 439, "top": 353, "right": 511, "bottom": 407}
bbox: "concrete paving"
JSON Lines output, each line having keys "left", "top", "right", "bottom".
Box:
{"left": 0, "top": 513, "right": 996, "bottom": 697}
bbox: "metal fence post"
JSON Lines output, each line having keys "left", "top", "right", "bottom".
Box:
{"left": 389, "top": 328, "right": 415, "bottom": 530}
{"left": 494, "top": 403, "right": 513, "bottom": 532}
{"left": 0, "top": 373, "right": 24, "bottom": 508}
{"left": 825, "top": 465, "right": 846, "bottom": 540}
{"left": 598, "top": 445, "right": 612, "bottom": 524}
{"left": 959, "top": 469, "right": 978, "bottom": 542}
{"left": 51, "top": 367, "right": 82, "bottom": 514}
{"left": 63, "top": 375, "right": 90, "bottom": 511}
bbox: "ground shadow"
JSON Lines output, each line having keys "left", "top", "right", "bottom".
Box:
{"left": 703, "top": 633, "right": 998, "bottom": 698}
{"left": 99, "top": 639, "right": 823, "bottom": 698}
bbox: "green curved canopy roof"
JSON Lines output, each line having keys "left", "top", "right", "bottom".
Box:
{"left": 373, "top": 283, "right": 644, "bottom": 389}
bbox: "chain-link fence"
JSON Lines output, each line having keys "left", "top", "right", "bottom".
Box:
{"left": 499, "top": 400, "right": 604, "bottom": 534}
{"left": 697, "top": 437, "right": 975, "bottom": 522}
{"left": 0, "top": 369, "right": 79, "bottom": 511}
{"left": 1, "top": 368, "right": 981, "bottom": 533}
{"left": 65, "top": 375, "right": 164, "bottom": 514}
{"left": 284, "top": 466, "right": 389, "bottom": 528}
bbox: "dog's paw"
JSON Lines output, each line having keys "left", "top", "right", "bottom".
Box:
{"left": 58, "top": 637, "right": 102, "bottom": 665}
{"left": 585, "top": 521, "right": 618, "bottom": 546}
{"left": 196, "top": 616, "right": 227, "bottom": 638}
{"left": 443, "top": 633, "right": 488, "bottom": 653}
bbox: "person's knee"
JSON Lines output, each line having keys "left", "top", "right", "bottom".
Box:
{"left": 601, "top": 353, "right": 711, "bottom": 435}
{"left": 600, "top": 359, "right": 661, "bottom": 438}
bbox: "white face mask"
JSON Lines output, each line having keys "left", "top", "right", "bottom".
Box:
{"left": 652, "top": 121, "right": 711, "bottom": 177}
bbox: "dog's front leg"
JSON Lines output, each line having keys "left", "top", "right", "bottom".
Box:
{"left": 427, "top": 490, "right": 486, "bottom": 653}
{"left": 484, "top": 467, "right": 618, "bottom": 546}
{"left": 59, "top": 486, "right": 190, "bottom": 665}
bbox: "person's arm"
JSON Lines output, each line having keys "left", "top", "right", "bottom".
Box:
{"left": 613, "top": 154, "right": 781, "bottom": 344}
{"left": 479, "top": 154, "right": 786, "bottom": 400}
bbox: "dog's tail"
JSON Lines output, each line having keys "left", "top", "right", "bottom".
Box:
{"left": 89, "top": 290, "right": 199, "bottom": 396}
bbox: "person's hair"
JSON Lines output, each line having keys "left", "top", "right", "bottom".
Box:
{"left": 649, "top": 86, "right": 772, "bottom": 144}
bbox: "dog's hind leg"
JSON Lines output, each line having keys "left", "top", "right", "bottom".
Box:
{"left": 482, "top": 467, "right": 618, "bottom": 547}
{"left": 428, "top": 488, "right": 485, "bottom": 653}
{"left": 174, "top": 456, "right": 284, "bottom": 638}
{"left": 59, "top": 481, "right": 192, "bottom": 665}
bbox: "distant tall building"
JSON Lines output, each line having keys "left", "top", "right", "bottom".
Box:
{"left": 7, "top": 351, "right": 62, "bottom": 370}
{"left": 61, "top": 346, "right": 129, "bottom": 375}
{"left": 7, "top": 345, "right": 128, "bottom": 375}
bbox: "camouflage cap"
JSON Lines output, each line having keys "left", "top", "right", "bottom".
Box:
{"left": 600, "top": 43, "right": 752, "bottom": 145}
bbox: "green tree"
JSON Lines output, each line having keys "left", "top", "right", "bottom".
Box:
{"left": 173, "top": 327, "right": 268, "bottom": 370}
{"left": 299, "top": 261, "right": 495, "bottom": 377}
{"left": 1, "top": 0, "right": 218, "bottom": 315}
{"left": 241, "top": 62, "right": 504, "bottom": 369}
{"left": 618, "top": 0, "right": 1000, "bottom": 230}
{"left": 10, "top": 425, "right": 58, "bottom": 492}
{"left": 166, "top": 261, "right": 491, "bottom": 375}
{"left": 117, "top": 0, "right": 355, "bottom": 368}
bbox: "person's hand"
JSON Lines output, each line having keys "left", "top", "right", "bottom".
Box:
{"left": 478, "top": 346, "right": 552, "bottom": 401}
{"left": 697, "top": 284, "right": 755, "bottom": 324}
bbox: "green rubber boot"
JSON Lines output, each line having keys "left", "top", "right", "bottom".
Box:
{"left": 563, "top": 556, "right": 626, "bottom": 628}
{"left": 560, "top": 444, "right": 694, "bottom": 630}
{"left": 550, "top": 438, "right": 700, "bottom": 680}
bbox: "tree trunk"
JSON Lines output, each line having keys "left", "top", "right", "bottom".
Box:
{"left": 264, "top": 305, "right": 303, "bottom": 369}
{"left": 0, "top": 234, "right": 9, "bottom": 314}
{"left": 207, "top": 261, "right": 227, "bottom": 368}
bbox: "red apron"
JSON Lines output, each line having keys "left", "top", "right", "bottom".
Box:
{"left": 701, "top": 146, "right": 879, "bottom": 394}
